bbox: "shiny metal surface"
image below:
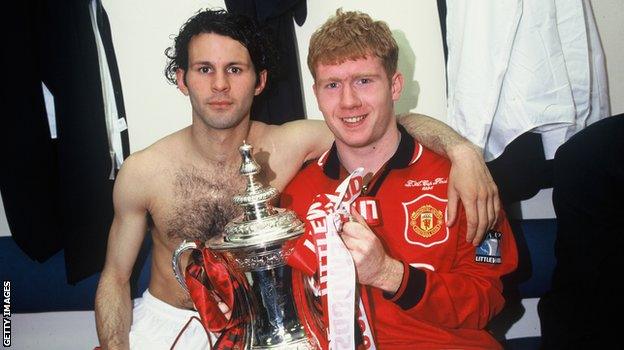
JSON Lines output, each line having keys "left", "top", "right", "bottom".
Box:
{"left": 173, "top": 142, "right": 317, "bottom": 349}
{"left": 247, "top": 266, "right": 312, "bottom": 349}
{"left": 213, "top": 142, "right": 305, "bottom": 249}
{"left": 172, "top": 240, "right": 198, "bottom": 294}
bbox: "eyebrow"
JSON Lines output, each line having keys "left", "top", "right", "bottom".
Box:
{"left": 317, "top": 72, "right": 382, "bottom": 84}
{"left": 354, "top": 72, "right": 382, "bottom": 79}
{"left": 190, "top": 60, "right": 251, "bottom": 68}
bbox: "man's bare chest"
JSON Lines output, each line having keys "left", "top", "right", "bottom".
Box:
{"left": 150, "top": 166, "right": 247, "bottom": 243}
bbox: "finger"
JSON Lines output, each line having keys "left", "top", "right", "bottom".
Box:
{"left": 486, "top": 194, "right": 495, "bottom": 231}
{"left": 340, "top": 232, "right": 362, "bottom": 255}
{"left": 351, "top": 210, "right": 371, "bottom": 229}
{"left": 342, "top": 221, "right": 369, "bottom": 239}
{"left": 218, "top": 301, "right": 232, "bottom": 321}
{"left": 446, "top": 189, "right": 459, "bottom": 227}
{"left": 218, "top": 301, "right": 230, "bottom": 314}
{"left": 492, "top": 184, "right": 501, "bottom": 227}
{"left": 464, "top": 199, "right": 478, "bottom": 244}
{"left": 341, "top": 237, "right": 374, "bottom": 275}
{"left": 211, "top": 291, "right": 223, "bottom": 303}
{"left": 341, "top": 224, "right": 377, "bottom": 251}
{"left": 474, "top": 196, "right": 488, "bottom": 246}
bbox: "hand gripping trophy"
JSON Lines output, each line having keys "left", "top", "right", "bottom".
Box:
{"left": 173, "top": 142, "right": 323, "bottom": 349}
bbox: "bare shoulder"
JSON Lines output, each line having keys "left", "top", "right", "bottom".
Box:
{"left": 130, "top": 128, "right": 190, "bottom": 167}
{"left": 246, "top": 120, "right": 332, "bottom": 190}
{"left": 114, "top": 129, "right": 189, "bottom": 202}
{"left": 140, "top": 128, "right": 189, "bottom": 161}
{"left": 263, "top": 119, "right": 328, "bottom": 138}
{"left": 250, "top": 119, "right": 332, "bottom": 161}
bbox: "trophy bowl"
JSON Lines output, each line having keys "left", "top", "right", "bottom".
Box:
{"left": 173, "top": 142, "right": 321, "bottom": 349}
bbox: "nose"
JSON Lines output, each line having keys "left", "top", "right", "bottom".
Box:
{"left": 212, "top": 71, "right": 230, "bottom": 92}
{"left": 340, "top": 84, "right": 361, "bottom": 109}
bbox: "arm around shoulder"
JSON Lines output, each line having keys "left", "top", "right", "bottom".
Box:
{"left": 277, "top": 119, "right": 333, "bottom": 162}
{"left": 397, "top": 113, "right": 467, "bottom": 157}
{"left": 398, "top": 113, "right": 500, "bottom": 244}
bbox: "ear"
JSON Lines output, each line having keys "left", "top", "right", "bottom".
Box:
{"left": 176, "top": 69, "right": 189, "bottom": 96}
{"left": 390, "top": 72, "right": 404, "bottom": 102}
{"left": 254, "top": 70, "right": 267, "bottom": 96}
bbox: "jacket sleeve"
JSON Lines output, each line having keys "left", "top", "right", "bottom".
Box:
{"left": 446, "top": 0, "right": 521, "bottom": 149}
{"left": 387, "top": 208, "right": 518, "bottom": 329}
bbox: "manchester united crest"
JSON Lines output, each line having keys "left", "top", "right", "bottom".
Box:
{"left": 403, "top": 194, "right": 449, "bottom": 247}
{"left": 410, "top": 204, "right": 443, "bottom": 237}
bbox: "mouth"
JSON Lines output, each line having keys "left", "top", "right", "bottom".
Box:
{"left": 208, "top": 100, "right": 233, "bottom": 109}
{"left": 341, "top": 114, "right": 367, "bottom": 125}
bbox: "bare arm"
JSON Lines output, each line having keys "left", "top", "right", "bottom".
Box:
{"left": 398, "top": 113, "right": 499, "bottom": 245}
{"left": 262, "top": 119, "right": 334, "bottom": 191}
{"left": 95, "top": 156, "right": 149, "bottom": 350}
{"left": 277, "top": 119, "right": 334, "bottom": 162}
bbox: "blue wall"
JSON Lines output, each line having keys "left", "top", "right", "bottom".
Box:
{"left": 0, "top": 236, "right": 151, "bottom": 313}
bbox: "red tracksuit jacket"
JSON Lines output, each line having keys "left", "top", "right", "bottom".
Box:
{"left": 281, "top": 127, "right": 518, "bottom": 349}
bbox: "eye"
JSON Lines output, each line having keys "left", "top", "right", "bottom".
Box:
{"left": 199, "top": 66, "right": 211, "bottom": 74}
{"left": 228, "top": 66, "right": 242, "bottom": 74}
{"left": 325, "top": 82, "right": 339, "bottom": 89}
{"left": 358, "top": 78, "right": 372, "bottom": 84}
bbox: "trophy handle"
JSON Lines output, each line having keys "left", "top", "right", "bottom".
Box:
{"left": 172, "top": 240, "right": 198, "bottom": 293}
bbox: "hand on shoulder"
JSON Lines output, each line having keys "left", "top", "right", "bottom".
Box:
{"left": 446, "top": 142, "right": 500, "bottom": 246}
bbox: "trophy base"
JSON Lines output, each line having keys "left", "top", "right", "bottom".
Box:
{"left": 252, "top": 337, "right": 316, "bottom": 350}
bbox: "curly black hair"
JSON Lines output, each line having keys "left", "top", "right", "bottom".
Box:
{"left": 164, "top": 9, "right": 278, "bottom": 86}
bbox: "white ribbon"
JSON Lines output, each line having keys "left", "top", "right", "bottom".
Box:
{"left": 321, "top": 168, "right": 377, "bottom": 350}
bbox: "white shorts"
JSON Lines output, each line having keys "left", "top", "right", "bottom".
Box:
{"left": 129, "top": 290, "right": 216, "bottom": 350}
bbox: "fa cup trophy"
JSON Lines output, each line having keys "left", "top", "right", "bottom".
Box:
{"left": 172, "top": 142, "right": 320, "bottom": 349}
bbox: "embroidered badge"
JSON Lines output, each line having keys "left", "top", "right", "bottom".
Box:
{"left": 410, "top": 204, "right": 443, "bottom": 238}
{"left": 475, "top": 230, "right": 502, "bottom": 264}
{"left": 403, "top": 194, "right": 448, "bottom": 247}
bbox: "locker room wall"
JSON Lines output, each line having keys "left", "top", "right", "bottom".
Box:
{"left": 1, "top": 2, "right": 623, "bottom": 348}
{"left": 104, "top": 0, "right": 624, "bottom": 223}
{"left": 0, "top": 0, "right": 623, "bottom": 236}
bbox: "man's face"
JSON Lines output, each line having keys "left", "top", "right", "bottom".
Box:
{"left": 313, "top": 55, "right": 403, "bottom": 149}
{"left": 176, "top": 33, "right": 266, "bottom": 130}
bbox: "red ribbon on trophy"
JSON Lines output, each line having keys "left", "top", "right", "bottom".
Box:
{"left": 184, "top": 246, "right": 250, "bottom": 350}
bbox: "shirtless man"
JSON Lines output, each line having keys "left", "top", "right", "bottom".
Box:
{"left": 94, "top": 9, "right": 499, "bottom": 350}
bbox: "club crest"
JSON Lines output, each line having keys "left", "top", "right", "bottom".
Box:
{"left": 410, "top": 205, "right": 443, "bottom": 237}
{"left": 403, "top": 194, "right": 449, "bottom": 247}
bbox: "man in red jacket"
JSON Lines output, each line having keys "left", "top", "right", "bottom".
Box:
{"left": 281, "top": 9, "right": 518, "bottom": 349}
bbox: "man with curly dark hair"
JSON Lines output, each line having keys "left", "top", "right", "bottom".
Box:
{"left": 94, "top": 8, "right": 499, "bottom": 349}
{"left": 164, "top": 9, "right": 278, "bottom": 93}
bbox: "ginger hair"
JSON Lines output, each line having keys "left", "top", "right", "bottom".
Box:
{"left": 307, "top": 9, "right": 398, "bottom": 79}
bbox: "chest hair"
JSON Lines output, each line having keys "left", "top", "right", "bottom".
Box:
{"left": 166, "top": 166, "right": 244, "bottom": 242}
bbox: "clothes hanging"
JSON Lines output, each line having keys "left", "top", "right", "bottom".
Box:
{"left": 0, "top": 0, "right": 129, "bottom": 284}
{"left": 225, "top": 0, "right": 307, "bottom": 124}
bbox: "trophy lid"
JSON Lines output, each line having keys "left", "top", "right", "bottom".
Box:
{"left": 209, "top": 142, "right": 304, "bottom": 250}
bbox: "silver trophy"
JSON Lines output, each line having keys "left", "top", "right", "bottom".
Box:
{"left": 173, "top": 142, "right": 319, "bottom": 349}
